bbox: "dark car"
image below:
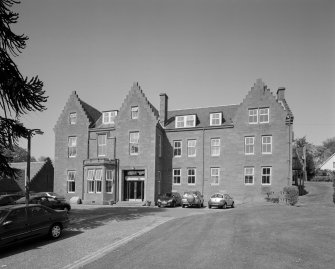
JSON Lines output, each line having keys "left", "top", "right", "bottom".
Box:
{"left": 32, "top": 192, "right": 66, "bottom": 200}
{"left": 181, "top": 191, "right": 204, "bottom": 208}
{"left": 208, "top": 193, "right": 235, "bottom": 209}
{"left": 157, "top": 192, "right": 182, "bottom": 207}
{"left": 0, "top": 204, "right": 69, "bottom": 247}
{"left": 0, "top": 194, "right": 24, "bottom": 206}
{"left": 15, "top": 195, "right": 71, "bottom": 212}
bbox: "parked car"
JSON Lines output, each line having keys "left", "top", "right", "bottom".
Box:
{"left": 181, "top": 191, "right": 204, "bottom": 208}
{"left": 32, "top": 192, "right": 65, "bottom": 200}
{"left": 0, "top": 194, "right": 24, "bottom": 207}
{"left": 0, "top": 204, "right": 69, "bottom": 247}
{"left": 157, "top": 192, "right": 182, "bottom": 207}
{"left": 208, "top": 193, "right": 235, "bottom": 209}
{"left": 15, "top": 195, "right": 71, "bottom": 212}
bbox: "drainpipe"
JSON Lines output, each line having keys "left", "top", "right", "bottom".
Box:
{"left": 202, "top": 128, "right": 205, "bottom": 195}
{"left": 288, "top": 123, "right": 291, "bottom": 186}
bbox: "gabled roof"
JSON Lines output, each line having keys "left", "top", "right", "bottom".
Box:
{"left": 79, "top": 99, "right": 102, "bottom": 127}
{"left": 319, "top": 152, "right": 335, "bottom": 169}
{"left": 165, "top": 104, "right": 239, "bottom": 130}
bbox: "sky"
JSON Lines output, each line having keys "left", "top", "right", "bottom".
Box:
{"left": 10, "top": 0, "right": 335, "bottom": 159}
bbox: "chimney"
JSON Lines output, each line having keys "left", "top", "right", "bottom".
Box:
{"left": 159, "top": 93, "right": 168, "bottom": 126}
{"left": 277, "top": 87, "right": 285, "bottom": 100}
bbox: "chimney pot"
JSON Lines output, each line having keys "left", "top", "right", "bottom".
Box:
{"left": 160, "top": 93, "right": 168, "bottom": 126}
{"left": 277, "top": 87, "right": 285, "bottom": 100}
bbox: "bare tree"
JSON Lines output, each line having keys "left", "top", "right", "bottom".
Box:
{"left": 0, "top": 0, "right": 47, "bottom": 178}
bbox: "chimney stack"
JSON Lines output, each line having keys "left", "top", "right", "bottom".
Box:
{"left": 277, "top": 87, "right": 285, "bottom": 100}
{"left": 159, "top": 93, "right": 168, "bottom": 126}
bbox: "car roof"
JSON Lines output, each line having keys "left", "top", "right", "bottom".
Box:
{"left": 0, "top": 204, "right": 41, "bottom": 210}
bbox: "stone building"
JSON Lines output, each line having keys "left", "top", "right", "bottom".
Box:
{"left": 54, "top": 79, "right": 294, "bottom": 204}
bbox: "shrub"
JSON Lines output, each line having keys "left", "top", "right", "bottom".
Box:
{"left": 283, "top": 186, "right": 299, "bottom": 206}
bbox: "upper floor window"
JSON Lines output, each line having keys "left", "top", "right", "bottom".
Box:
{"left": 261, "top": 167, "right": 272, "bottom": 185}
{"left": 211, "top": 167, "right": 220, "bottom": 185}
{"left": 173, "top": 140, "right": 182, "bottom": 157}
{"left": 187, "top": 168, "right": 196, "bottom": 185}
{"left": 187, "top": 139, "right": 197, "bottom": 157}
{"left": 245, "top": 137, "right": 254, "bottom": 155}
{"left": 68, "top": 136, "right": 77, "bottom": 158}
{"left": 259, "top": 108, "right": 269, "bottom": 123}
{"left": 211, "top": 138, "right": 221, "bottom": 156}
{"left": 248, "top": 109, "right": 258, "bottom": 124}
{"left": 67, "top": 170, "right": 76, "bottom": 193}
{"left": 102, "top": 111, "right": 118, "bottom": 124}
{"left": 175, "top": 115, "right": 196, "bottom": 128}
{"left": 262, "top": 136, "right": 272, "bottom": 154}
{"left": 244, "top": 167, "right": 254, "bottom": 185}
{"left": 210, "top": 113, "right": 222, "bottom": 126}
{"left": 131, "top": 106, "right": 139, "bottom": 119}
{"left": 173, "top": 169, "right": 181, "bottom": 185}
{"left": 129, "top": 131, "right": 139, "bottom": 155}
{"left": 69, "top": 113, "right": 77, "bottom": 125}
{"left": 98, "top": 134, "right": 107, "bottom": 156}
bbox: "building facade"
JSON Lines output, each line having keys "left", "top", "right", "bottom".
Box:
{"left": 54, "top": 79, "right": 294, "bottom": 204}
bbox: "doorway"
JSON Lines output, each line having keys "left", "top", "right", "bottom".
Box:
{"left": 126, "top": 181, "right": 144, "bottom": 201}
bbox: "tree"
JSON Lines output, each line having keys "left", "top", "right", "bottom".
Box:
{"left": 3, "top": 144, "right": 36, "bottom": 162}
{"left": 294, "top": 137, "right": 316, "bottom": 180}
{"left": 0, "top": 0, "right": 47, "bottom": 178}
{"left": 315, "top": 137, "right": 335, "bottom": 166}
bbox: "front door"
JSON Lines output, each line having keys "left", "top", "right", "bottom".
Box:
{"left": 126, "top": 181, "right": 144, "bottom": 201}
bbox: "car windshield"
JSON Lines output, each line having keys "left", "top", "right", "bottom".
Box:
{"left": 0, "top": 209, "right": 9, "bottom": 222}
{"left": 160, "top": 193, "right": 172, "bottom": 198}
{"left": 211, "top": 194, "right": 223, "bottom": 198}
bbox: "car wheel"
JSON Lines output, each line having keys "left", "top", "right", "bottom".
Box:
{"left": 182, "top": 204, "right": 185, "bottom": 208}
{"left": 49, "top": 224, "right": 62, "bottom": 239}
{"left": 223, "top": 203, "right": 227, "bottom": 209}
{"left": 201, "top": 202, "right": 204, "bottom": 208}
{"left": 172, "top": 201, "right": 176, "bottom": 207}
{"left": 231, "top": 202, "right": 235, "bottom": 208}
{"left": 208, "top": 204, "right": 212, "bottom": 209}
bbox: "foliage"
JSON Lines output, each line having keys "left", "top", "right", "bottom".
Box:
{"left": 294, "top": 137, "right": 316, "bottom": 180}
{"left": 283, "top": 186, "right": 299, "bottom": 206}
{"left": 0, "top": 0, "right": 47, "bottom": 178}
{"left": 314, "top": 137, "right": 335, "bottom": 166}
{"left": 3, "top": 144, "right": 36, "bottom": 162}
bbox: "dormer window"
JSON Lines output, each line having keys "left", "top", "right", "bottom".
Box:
{"left": 102, "top": 111, "right": 118, "bottom": 124}
{"left": 131, "top": 106, "right": 139, "bottom": 119}
{"left": 210, "top": 113, "right": 222, "bottom": 126}
{"left": 175, "top": 115, "right": 196, "bottom": 128}
{"left": 69, "top": 112, "right": 77, "bottom": 125}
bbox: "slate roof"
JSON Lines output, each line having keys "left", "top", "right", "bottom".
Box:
{"left": 79, "top": 99, "right": 102, "bottom": 127}
{"left": 164, "top": 104, "right": 239, "bottom": 130}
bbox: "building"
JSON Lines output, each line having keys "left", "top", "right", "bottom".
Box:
{"left": 319, "top": 153, "right": 335, "bottom": 171}
{"left": 0, "top": 158, "right": 54, "bottom": 194}
{"left": 54, "top": 79, "right": 294, "bottom": 204}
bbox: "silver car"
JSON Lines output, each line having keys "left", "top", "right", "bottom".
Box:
{"left": 208, "top": 193, "right": 235, "bottom": 209}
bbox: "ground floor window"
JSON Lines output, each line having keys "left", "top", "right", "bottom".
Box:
{"left": 106, "top": 169, "right": 115, "bottom": 193}
{"left": 261, "top": 167, "right": 271, "bottom": 185}
{"left": 187, "top": 168, "right": 196, "bottom": 185}
{"left": 173, "top": 169, "right": 181, "bottom": 185}
{"left": 67, "top": 170, "right": 76, "bottom": 193}
{"left": 87, "top": 169, "right": 103, "bottom": 193}
{"left": 244, "top": 167, "right": 254, "bottom": 185}
{"left": 211, "top": 167, "right": 220, "bottom": 185}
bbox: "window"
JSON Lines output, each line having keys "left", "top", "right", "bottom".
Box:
{"left": 175, "top": 115, "right": 196, "bottom": 128}
{"left": 95, "top": 169, "right": 102, "bottom": 193}
{"left": 211, "top": 138, "right": 220, "bottom": 156}
{"left": 211, "top": 167, "right": 220, "bottom": 185}
{"left": 261, "top": 167, "right": 271, "bottom": 185}
{"left": 129, "top": 132, "right": 139, "bottom": 155}
{"left": 187, "top": 168, "right": 196, "bottom": 185}
{"left": 173, "top": 140, "right": 182, "bottom": 157}
{"left": 245, "top": 137, "right": 254, "bottom": 155}
{"left": 106, "top": 169, "right": 115, "bottom": 193}
{"left": 187, "top": 139, "right": 196, "bottom": 157}
{"left": 210, "top": 113, "right": 222, "bottom": 126}
{"left": 87, "top": 169, "right": 95, "bottom": 193}
{"left": 244, "top": 167, "right": 254, "bottom": 185}
{"left": 98, "top": 134, "right": 107, "bottom": 156}
{"left": 69, "top": 112, "right": 77, "bottom": 125}
{"left": 262, "top": 136, "right": 272, "bottom": 154}
{"left": 68, "top": 137, "right": 77, "bottom": 157}
{"left": 67, "top": 171, "right": 76, "bottom": 193}
{"left": 259, "top": 108, "right": 269, "bottom": 123}
{"left": 248, "top": 109, "right": 258, "bottom": 124}
{"left": 173, "top": 169, "right": 181, "bottom": 185}
{"left": 131, "top": 106, "right": 139, "bottom": 119}
{"left": 102, "top": 111, "right": 118, "bottom": 124}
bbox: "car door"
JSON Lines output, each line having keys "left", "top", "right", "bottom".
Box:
{"left": 27, "top": 206, "right": 53, "bottom": 237}
{"left": 0, "top": 207, "right": 29, "bottom": 246}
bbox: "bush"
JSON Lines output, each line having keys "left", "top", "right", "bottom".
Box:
{"left": 283, "top": 186, "right": 299, "bottom": 206}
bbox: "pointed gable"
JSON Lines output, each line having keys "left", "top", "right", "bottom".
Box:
{"left": 116, "top": 82, "right": 159, "bottom": 125}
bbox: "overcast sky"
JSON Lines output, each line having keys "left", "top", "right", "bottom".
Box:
{"left": 12, "top": 0, "right": 335, "bottom": 159}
